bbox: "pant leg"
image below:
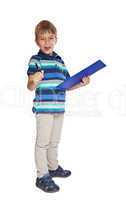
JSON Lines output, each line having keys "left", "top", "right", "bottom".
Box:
{"left": 47, "top": 113, "right": 64, "bottom": 170}
{"left": 35, "top": 113, "right": 54, "bottom": 178}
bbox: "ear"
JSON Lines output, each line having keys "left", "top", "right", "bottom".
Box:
{"left": 35, "top": 39, "right": 41, "bottom": 48}
{"left": 55, "top": 35, "right": 57, "bottom": 44}
{"left": 35, "top": 38, "right": 39, "bottom": 46}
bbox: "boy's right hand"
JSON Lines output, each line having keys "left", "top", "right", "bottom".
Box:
{"left": 33, "top": 71, "right": 44, "bottom": 83}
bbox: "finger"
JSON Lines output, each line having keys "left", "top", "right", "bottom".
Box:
{"left": 82, "top": 77, "right": 86, "bottom": 82}
{"left": 86, "top": 77, "right": 89, "bottom": 82}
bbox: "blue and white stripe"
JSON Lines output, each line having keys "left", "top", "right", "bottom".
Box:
{"left": 27, "top": 50, "right": 70, "bottom": 114}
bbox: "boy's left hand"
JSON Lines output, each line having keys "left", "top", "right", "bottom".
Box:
{"left": 81, "top": 76, "right": 90, "bottom": 86}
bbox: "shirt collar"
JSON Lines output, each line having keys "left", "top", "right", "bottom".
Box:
{"left": 38, "top": 49, "right": 59, "bottom": 59}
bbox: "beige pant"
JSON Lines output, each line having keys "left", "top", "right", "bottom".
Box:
{"left": 35, "top": 113, "right": 64, "bottom": 178}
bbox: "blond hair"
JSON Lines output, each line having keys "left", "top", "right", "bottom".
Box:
{"left": 35, "top": 20, "right": 57, "bottom": 44}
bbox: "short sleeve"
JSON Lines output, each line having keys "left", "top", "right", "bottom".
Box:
{"left": 27, "top": 57, "right": 41, "bottom": 76}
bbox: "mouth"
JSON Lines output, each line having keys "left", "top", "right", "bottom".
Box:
{"left": 44, "top": 47, "right": 51, "bottom": 51}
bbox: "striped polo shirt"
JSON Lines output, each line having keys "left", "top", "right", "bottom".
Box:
{"left": 27, "top": 50, "right": 70, "bottom": 114}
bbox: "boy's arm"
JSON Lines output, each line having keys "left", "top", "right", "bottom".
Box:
{"left": 67, "top": 76, "right": 90, "bottom": 91}
{"left": 27, "top": 75, "right": 37, "bottom": 91}
{"left": 27, "top": 71, "right": 44, "bottom": 91}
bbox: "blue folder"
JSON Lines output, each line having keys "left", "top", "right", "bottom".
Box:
{"left": 56, "top": 60, "right": 106, "bottom": 90}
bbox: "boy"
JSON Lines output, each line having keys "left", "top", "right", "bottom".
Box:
{"left": 27, "top": 20, "right": 90, "bottom": 193}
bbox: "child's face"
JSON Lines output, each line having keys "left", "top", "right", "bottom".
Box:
{"left": 37, "top": 32, "right": 57, "bottom": 55}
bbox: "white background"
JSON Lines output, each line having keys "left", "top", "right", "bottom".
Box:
{"left": 0, "top": 0, "right": 126, "bottom": 199}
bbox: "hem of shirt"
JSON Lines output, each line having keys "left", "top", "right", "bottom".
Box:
{"left": 35, "top": 111, "right": 65, "bottom": 114}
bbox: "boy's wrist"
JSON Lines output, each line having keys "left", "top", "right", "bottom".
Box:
{"left": 33, "top": 79, "right": 40, "bottom": 85}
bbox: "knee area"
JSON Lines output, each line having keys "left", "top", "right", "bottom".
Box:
{"left": 49, "top": 141, "right": 58, "bottom": 148}
{"left": 35, "top": 142, "right": 49, "bottom": 149}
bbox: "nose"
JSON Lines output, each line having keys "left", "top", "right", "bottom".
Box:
{"left": 45, "top": 38, "right": 49, "bottom": 45}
